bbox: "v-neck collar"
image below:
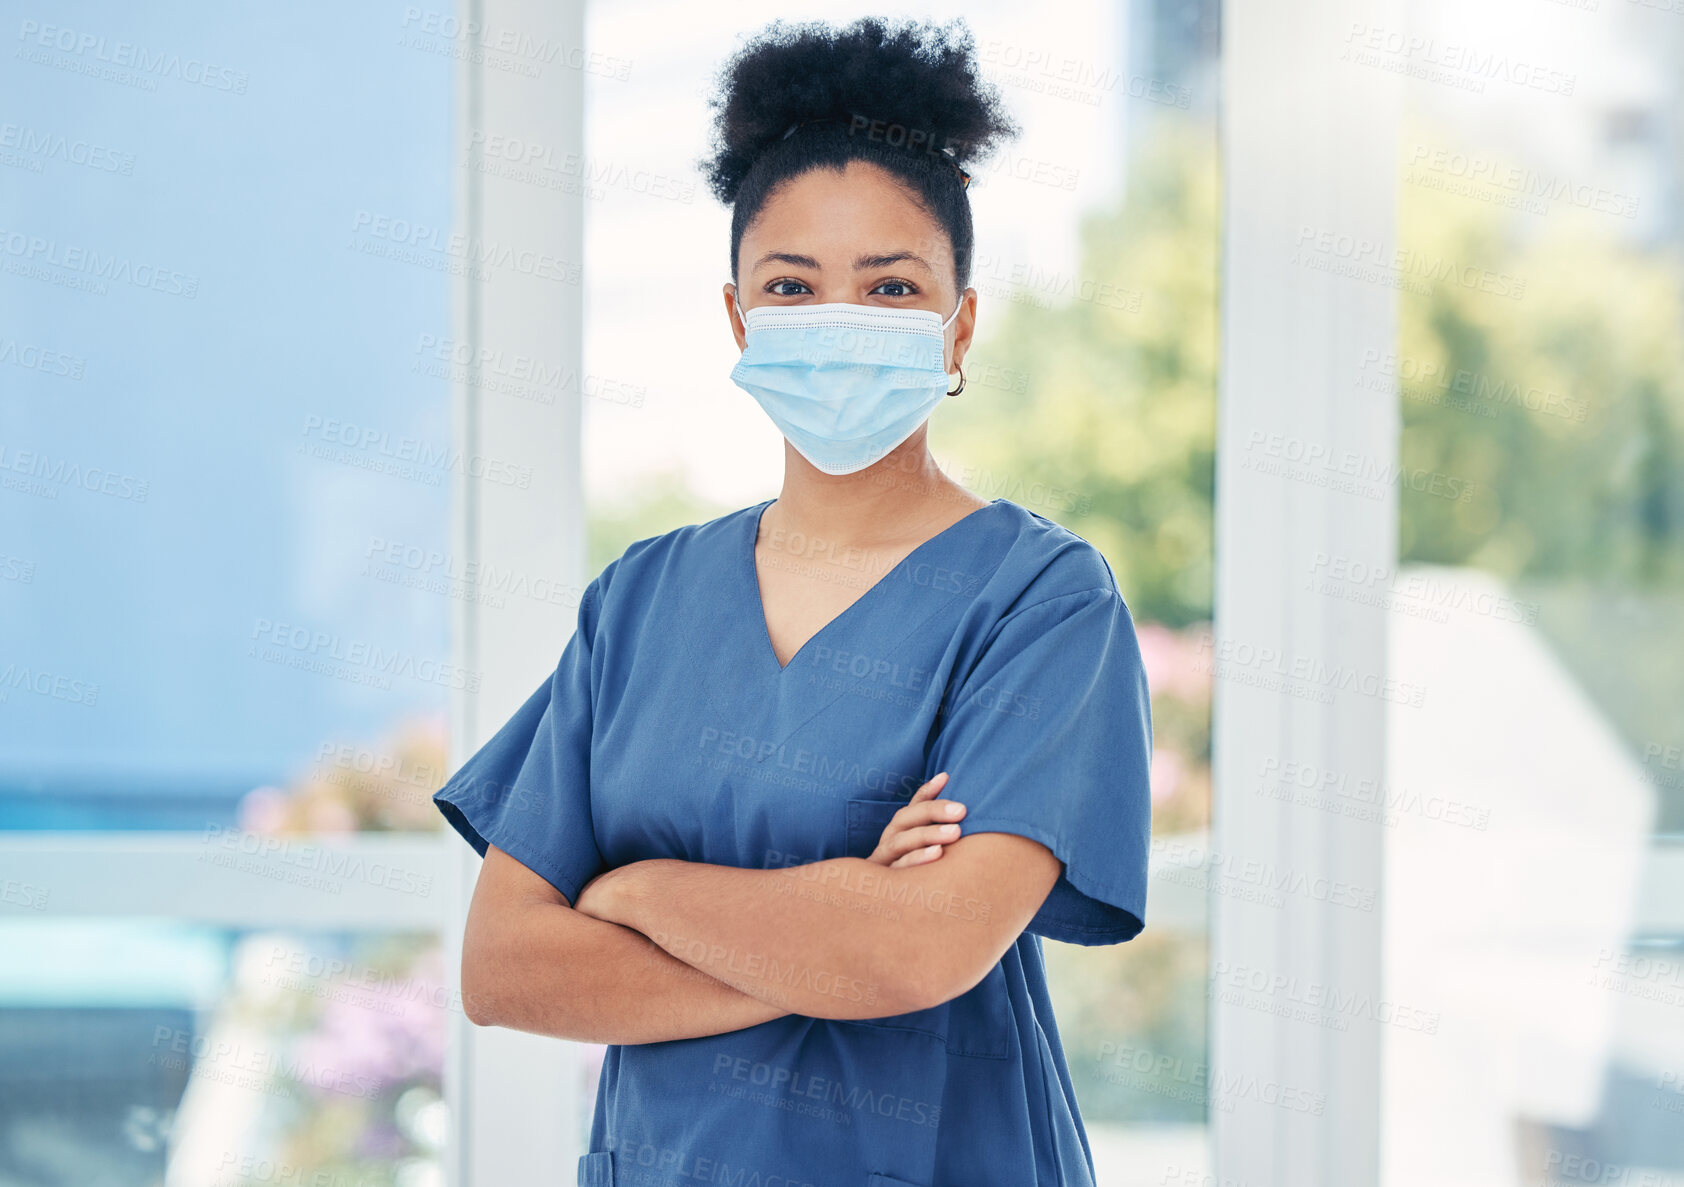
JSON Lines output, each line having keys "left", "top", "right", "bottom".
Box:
{"left": 744, "top": 497, "right": 1004, "bottom": 676}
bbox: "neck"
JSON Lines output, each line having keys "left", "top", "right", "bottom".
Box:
{"left": 768, "top": 429, "right": 971, "bottom": 545}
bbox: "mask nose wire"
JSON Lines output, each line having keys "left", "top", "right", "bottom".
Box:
{"left": 734, "top": 292, "right": 963, "bottom": 329}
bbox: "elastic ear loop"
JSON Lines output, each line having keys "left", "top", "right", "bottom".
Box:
{"left": 940, "top": 298, "right": 963, "bottom": 393}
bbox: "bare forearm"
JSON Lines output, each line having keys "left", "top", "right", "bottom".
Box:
{"left": 594, "top": 858, "right": 971, "bottom": 1018}
{"left": 466, "top": 899, "right": 788, "bottom": 1044}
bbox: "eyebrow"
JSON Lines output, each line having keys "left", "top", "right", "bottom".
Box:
{"left": 750, "top": 250, "right": 935, "bottom": 275}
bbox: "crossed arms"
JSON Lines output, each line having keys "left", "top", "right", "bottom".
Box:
{"left": 458, "top": 805, "right": 1062, "bottom": 1045}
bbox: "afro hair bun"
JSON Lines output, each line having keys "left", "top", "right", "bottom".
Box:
{"left": 699, "top": 15, "right": 1020, "bottom": 207}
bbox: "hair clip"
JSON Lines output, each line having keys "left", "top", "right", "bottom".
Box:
{"left": 938, "top": 145, "right": 970, "bottom": 190}
{"left": 781, "top": 119, "right": 970, "bottom": 189}
{"left": 781, "top": 117, "right": 831, "bottom": 141}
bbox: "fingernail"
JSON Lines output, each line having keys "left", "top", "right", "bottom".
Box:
{"left": 926, "top": 845, "right": 941, "bottom": 855}
{"left": 939, "top": 823, "right": 959, "bottom": 835}
{"left": 943, "top": 802, "right": 964, "bottom": 818}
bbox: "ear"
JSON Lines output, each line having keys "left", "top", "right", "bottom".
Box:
{"left": 949, "top": 287, "right": 978, "bottom": 371}
{"left": 723, "top": 282, "right": 746, "bottom": 351}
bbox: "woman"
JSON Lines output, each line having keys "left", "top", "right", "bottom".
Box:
{"left": 434, "top": 15, "right": 1153, "bottom": 1187}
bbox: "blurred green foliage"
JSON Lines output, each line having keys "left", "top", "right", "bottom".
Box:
{"left": 1396, "top": 113, "right": 1684, "bottom": 587}
{"left": 1396, "top": 111, "right": 1684, "bottom": 826}
{"left": 932, "top": 120, "right": 1219, "bottom": 630}
{"left": 587, "top": 468, "right": 738, "bottom": 579}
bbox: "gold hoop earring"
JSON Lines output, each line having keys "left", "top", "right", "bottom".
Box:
{"left": 947, "top": 365, "right": 966, "bottom": 397}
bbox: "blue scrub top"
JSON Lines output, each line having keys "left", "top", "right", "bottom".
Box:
{"left": 435, "top": 497, "right": 1154, "bottom": 1187}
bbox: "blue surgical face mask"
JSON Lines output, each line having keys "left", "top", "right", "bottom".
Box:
{"left": 730, "top": 293, "right": 962, "bottom": 476}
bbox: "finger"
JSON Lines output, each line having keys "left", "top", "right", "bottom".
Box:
{"left": 890, "top": 844, "right": 945, "bottom": 869}
{"left": 877, "top": 822, "right": 962, "bottom": 862}
{"left": 902, "top": 822, "right": 963, "bottom": 850}
{"left": 906, "top": 771, "right": 949, "bottom": 805}
{"left": 891, "top": 797, "right": 966, "bottom": 831}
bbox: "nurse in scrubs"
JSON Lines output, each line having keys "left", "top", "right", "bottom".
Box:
{"left": 434, "top": 15, "right": 1154, "bottom": 1187}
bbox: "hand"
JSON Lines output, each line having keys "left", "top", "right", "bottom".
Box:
{"left": 867, "top": 771, "right": 967, "bottom": 869}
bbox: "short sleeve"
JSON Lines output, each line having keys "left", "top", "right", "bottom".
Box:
{"left": 432, "top": 576, "right": 605, "bottom": 905}
{"left": 927, "top": 584, "right": 1153, "bottom": 945}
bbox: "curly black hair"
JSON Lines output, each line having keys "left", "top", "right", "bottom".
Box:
{"left": 698, "top": 15, "right": 1020, "bottom": 294}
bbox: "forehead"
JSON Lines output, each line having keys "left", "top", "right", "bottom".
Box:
{"left": 738, "top": 160, "right": 953, "bottom": 273}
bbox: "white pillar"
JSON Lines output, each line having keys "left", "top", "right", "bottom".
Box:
{"left": 1212, "top": 1, "right": 1402, "bottom": 1182}
{"left": 444, "top": 0, "right": 589, "bottom": 1182}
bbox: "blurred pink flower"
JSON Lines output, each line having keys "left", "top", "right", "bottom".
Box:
{"left": 304, "top": 796, "right": 358, "bottom": 834}
{"left": 1149, "top": 749, "right": 1186, "bottom": 804}
{"left": 292, "top": 952, "right": 449, "bottom": 1100}
{"left": 238, "top": 786, "right": 289, "bottom": 834}
{"left": 1135, "top": 622, "right": 1212, "bottom": 702}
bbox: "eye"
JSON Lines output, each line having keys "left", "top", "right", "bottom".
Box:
{"left": 765, "top": 278, "right": 811, "bottom": 297}
{"left": 872, "top": 279, "right": 919, "bottom": 298}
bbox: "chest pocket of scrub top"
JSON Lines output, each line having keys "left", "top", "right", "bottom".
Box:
{"left": 844, "top": 797, "right": 1012, "bottom": 1060}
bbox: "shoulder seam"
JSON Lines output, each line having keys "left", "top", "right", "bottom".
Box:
{"left": 998, "top": 584, "right": 1115, "bottom": 627}
{"left": 962, "top": 585, "right": 1115, "bottom": 672}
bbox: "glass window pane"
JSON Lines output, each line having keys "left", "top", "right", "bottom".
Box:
{"left": 1385, "top": 1, "right": 1684, "bottom": 1180}
{"left": 1, "top": 2, "right": 454, "bottom": 833}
